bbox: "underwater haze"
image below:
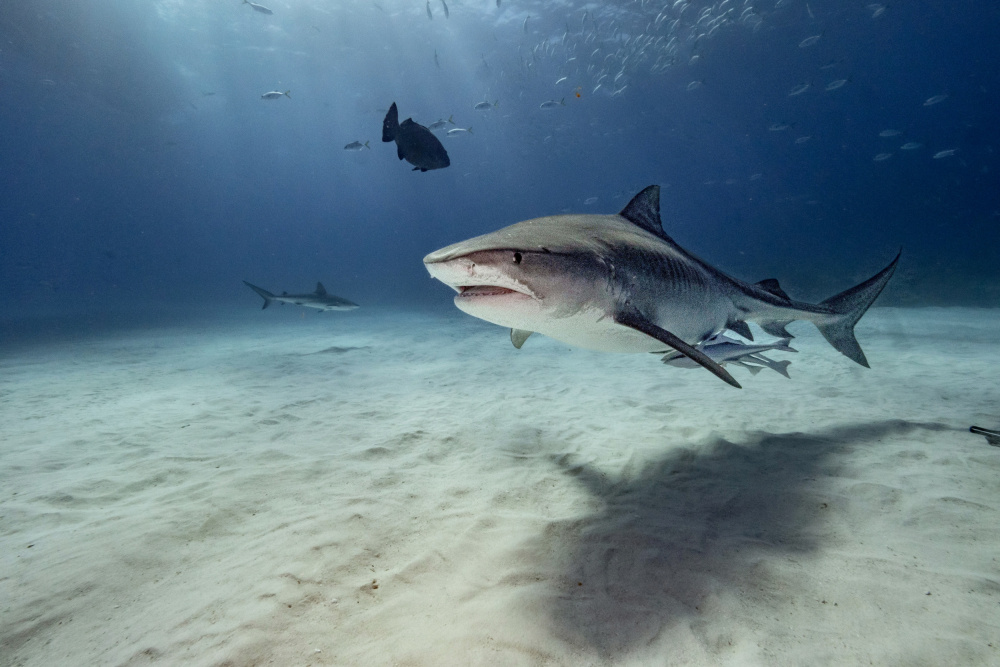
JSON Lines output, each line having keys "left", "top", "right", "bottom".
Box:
{"left": 2, "top": 0, "right": 999, "bottom": 320}
{"left": 5, "top": 2, "right": 1000, "bottom": 665}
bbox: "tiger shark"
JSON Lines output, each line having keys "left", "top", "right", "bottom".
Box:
{"left": 243, "top": 281, "right": 358, "bottom": 311}
{"left": 423, "top": 185, "right": 898, "bottom": 388}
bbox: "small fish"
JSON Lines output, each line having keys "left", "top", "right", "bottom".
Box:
{"left": 261, "top": 90, "right": 290, "bottom": 100}
{"left": 686, "top": 80, "right": 703, "bottom": 91}
{"left": 825, "top": 78, "right": 848, "bottom": 91}
{"left": 539, "top": 98, "right": 565, "bottom": 109}
{"left": 584, "top": 197, "right": 598, "bottom": 205}
{"left": 873, "top": 152, "right": 893, "bottom": 162}
{"left": 933, "top": 149, "right": 957, "bottom": 159}
{"left": 555, "top": 76, "right": 568, "bottom": 85}
{"left": 768, "top": 122, "right": 792, "bottom": 132}
{"left": 440, "top": 0, "right": 449, "bottom": 19}
{"left": 426, "top": 1, "right": 432, "bottom": 20}
{"left": 344, "top": 141, "right": 370, "bottom": 151}
{"left": 923, "top": 94, "right": 948, "bottom": 106}
{"left": 242, "top": 0, "right": 273, "bottom": 14}
{"left": 878, "top": 129, "right": 901, "bottom": 137}
{"left": 474, "top": 100, "right": 498, "bottom": 110}
{"left": 798, "top": 34, "right": 822, "bottom": 48}
{"left": 428, "top": 116, "right": 454, "bottom": 130}
{"left": 382, "top": 102, "right": 450, "bottom": 172}
{"left": 795, "top": 135, "right": 812, "bottom": 144}
{"left": 523, "top": 16, "right": 529, "bottom": 33}
{"left": 434, "top": 50, "right": 440, "bottom": 68}
{"left": 868, "top": 3, "right": 886, "bottom": 18}
{"left": 446, "top": 127, "right": 473, "bottom": 136}
{"left": 900, "top": 142, "right": 923, "bottom": 150}
{"left": 788, "top": 82, "right": 811, "bottom": 96}
{"left": 40, "top": 78, "right": 56, "bottom": 86}
{"left": 819, "top": 60, "right": 842, "bottom": 70}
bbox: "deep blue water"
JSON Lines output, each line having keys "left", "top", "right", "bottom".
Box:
{"left": 2, "top": 0, "right": 998, "bottom": 326}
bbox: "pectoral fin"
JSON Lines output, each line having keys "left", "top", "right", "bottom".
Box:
{"left": 614, "top": 309, "right": 742, "bottom": 388}
{"left": 510, "top": 329, "right": 533, "bottom": 349}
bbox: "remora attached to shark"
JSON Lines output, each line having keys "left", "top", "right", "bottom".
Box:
{"left": 243, "top": 281, "right": 359, "bottom": 311}
{"left": 423, "top": 185, "right": 899, "bottom": 388}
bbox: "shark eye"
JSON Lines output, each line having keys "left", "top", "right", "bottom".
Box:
{"left": 513, "top": 252, "right": 522, "bottom": 264}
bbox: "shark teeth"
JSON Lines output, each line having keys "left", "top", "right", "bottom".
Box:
{"left": 457, "top": 285, "right": 524, "bottom": 297}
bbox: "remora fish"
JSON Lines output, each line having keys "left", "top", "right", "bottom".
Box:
{"left": 381, "top": 102, "right": 450, "bottom": 172}
{"left": 243, "top": 0, "right": 273, "bottom": 14}
{"left": 423, "top": 186, "right": 899, "bottom": 388}
{"left": 661, "top": 333, "right": 797, "bottom": 378}
{"left": 243, "top": 281, "right": 359, "bottom": 311}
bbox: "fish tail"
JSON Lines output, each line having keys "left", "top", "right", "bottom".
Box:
{"left": 813, "top": 251, "right": 900, "bottom": 367}
{"left": 243, "top": 280, "right": 275, "bottom": 309}
{"left": 284, "top": 90, "right": 291, "bottom": 98}
{"left": 447, "top": 115, "right": 454, "bottom": 124}
{"left": 382, "top": 102, "right": 399, "bottom": 142}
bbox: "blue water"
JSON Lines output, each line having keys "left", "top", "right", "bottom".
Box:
{"left": 2, "top": 0, "right": 998, "bottom": 326}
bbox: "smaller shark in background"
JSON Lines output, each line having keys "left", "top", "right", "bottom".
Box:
{"left": 243, "top": 281, "right": 358, "bottom": 311}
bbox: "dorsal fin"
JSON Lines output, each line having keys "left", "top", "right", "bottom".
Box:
{"left": 315, "top": 282, "right": 327, "bottom": 296}
{"left": 754, "top": 278, "right": 791, "bottom": 301}
{"left": 619, "top": 185, "right": 672, "bottom": 241}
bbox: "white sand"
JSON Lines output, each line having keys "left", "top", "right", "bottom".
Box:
{"left": 2, "top": 306, "right": 999, "bottom": 666}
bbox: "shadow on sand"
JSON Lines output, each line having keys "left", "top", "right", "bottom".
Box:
{"left": 539, "top": 419, "right": 951, "bottom": 657}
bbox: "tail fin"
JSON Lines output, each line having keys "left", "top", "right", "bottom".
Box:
{"left": 284, "top": 90, "right": 291, "bottom": 98}
{"left": 243, "top": 280, "right": 275, "bottom": 309}
{"left": 815, "top": 251, "right": 900, "bottom": 367}
{"left": 382, "top": 102, "right": 399, "bottom": 142}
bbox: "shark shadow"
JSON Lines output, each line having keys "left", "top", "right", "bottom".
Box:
{"left": 537, "top": 419, "right": 950, "bottom": 657}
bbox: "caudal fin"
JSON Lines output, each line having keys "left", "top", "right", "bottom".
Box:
{"left": 243, "top": 280, "right": 275, "bottom": 309}
{"left": 382, "top": 102, "right": 399, "bottom": 142}
{"left": 815, "top": 251, "right": 900, "bottom": 367}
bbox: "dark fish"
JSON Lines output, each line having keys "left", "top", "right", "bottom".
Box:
{"left": 441, "top": 0, "right": 449, "bottom": 19}
{"left": 381, "top": 102, "right": 450, "bottom": 172}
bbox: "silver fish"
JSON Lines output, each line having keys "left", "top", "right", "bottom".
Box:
{"left": 799, "top": 34, "right": 822, "bottom": 47}
{"left": 788, "top": 82, "right": 811, "bottom": 96}
{"left": 343, "top": 141, "right": 370, "bottom": 151}
{"left": 539, "top": 98, "right": 565, "bottom": 109}
{"left": 933, "top": 149, "right": 957, "bottom": 159}
{"left": 825, "top": 79, "right": 848, "bottom": 91}
{"left": 428, "top": 115, "right": 455, "bottom": 130}
{"left": 261, "top": 90, "right": 290, "bottom": 99}
{"left": 923, "top": 94, "right": 948, "bottom": 106}
{"left": 243, "top": 0, "right": 273, "bottom": 15}
{"left": 446, "top": 127, "right": 473, "bottom": 136}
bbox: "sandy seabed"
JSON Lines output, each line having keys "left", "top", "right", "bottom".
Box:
{"left": 1, "top": 306, "right": 999, "bottom": 666}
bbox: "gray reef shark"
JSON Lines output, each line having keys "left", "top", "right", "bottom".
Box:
{"left": 423, "top": 185, "right": 898, "bottom": 388}
{"left": 243, "top": 281, "right": 358, "bottom": 311}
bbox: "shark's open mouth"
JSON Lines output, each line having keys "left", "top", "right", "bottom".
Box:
{"left": 457, "top": 285, "right": 528, "bottom": 298}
